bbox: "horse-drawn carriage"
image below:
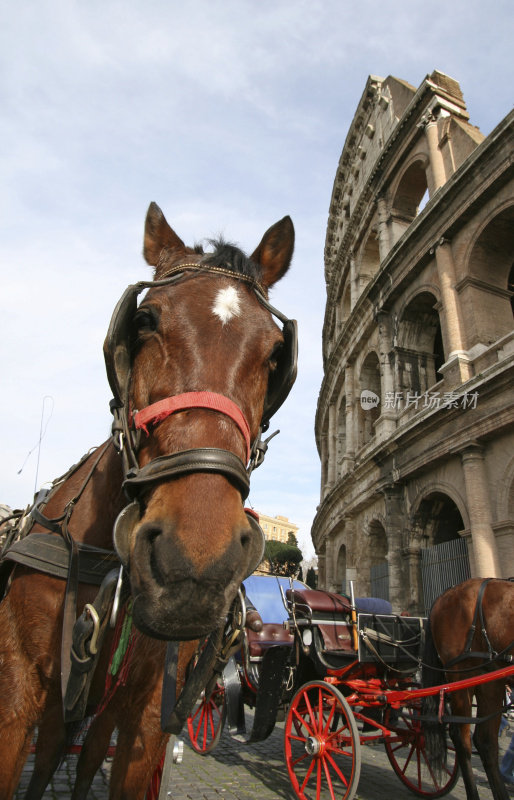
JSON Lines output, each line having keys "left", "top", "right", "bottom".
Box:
{"left": 183, "top": 574, "right": 514, "bottom": 800}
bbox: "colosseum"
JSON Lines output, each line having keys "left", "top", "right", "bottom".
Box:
{"left": 313, "top": 70, "right": 514, "bottom": 614}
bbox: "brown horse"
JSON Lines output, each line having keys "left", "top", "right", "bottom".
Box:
{"left": 423, "top": 577, "right": 514, "bottom": 800}
{"left": 0, "top": 202, "right": 296, "bottom": 799}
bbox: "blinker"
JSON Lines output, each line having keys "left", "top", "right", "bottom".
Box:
{"left": 113, "top": 501, "right": 141, "bottom": 569}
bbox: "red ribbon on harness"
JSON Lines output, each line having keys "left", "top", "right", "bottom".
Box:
{"left": 133, "top": 391, "right": 251, "bottom": 463}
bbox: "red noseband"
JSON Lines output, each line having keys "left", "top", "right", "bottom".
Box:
{"left": 133, "top": 391, "right": 251, "bottom": 463}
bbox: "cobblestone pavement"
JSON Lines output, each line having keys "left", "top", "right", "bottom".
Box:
{"left": 15, "top": 717, "right": 514, "bottom": 799}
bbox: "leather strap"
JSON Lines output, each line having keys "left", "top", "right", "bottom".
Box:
{"left": 2, "top": 533, "right": 119, "bottom": 584}
{"left": 123, "top": 447, "right": 250, "bottom": 499}
{"left": 64, "top": 567, "right": 121, "bottom": 722}
{"left": 134, "top": 392, "right": 251, "bottom": 464}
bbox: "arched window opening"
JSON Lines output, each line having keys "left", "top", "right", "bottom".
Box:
{"left": 415, "top": 492, "right": 470, "bottom": 614}
{"left": 356, "top": 233, "right": 380, "bottom": 297}
{"left": 396, "top": 291, "right": 442, "bottom": 395}
{"left": 433, "top": 322, "right": 444, "bottom": 380}
{"left": 389, "top": 161, "right": 429, "bottom": 246}
{"left": 369, "top": 521, "right": 389, "bottom": 601}
{"left": 336, "top": 544, "right": 347, "bottom": 595}
{"left": 466, "top": 205, "right": 514, "bottom": 347}
{"left": 392, "top": 162, "right": 429, "bottom": 218}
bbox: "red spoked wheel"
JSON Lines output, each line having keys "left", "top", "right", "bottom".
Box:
{"left": 187, "top": 682, "right": 226, "bottom": 755}
{"left": 384, "top": 705, "right": 459, "bottom": 797}
{"left": 284, "top": 680, "right": 361, "bottom": 800}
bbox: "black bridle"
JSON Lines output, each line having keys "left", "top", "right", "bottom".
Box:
{"left": 103, "top": 262, "right": 297, "bottom": 569}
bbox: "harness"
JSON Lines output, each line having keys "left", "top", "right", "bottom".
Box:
{"left": 444, "top": 578, "right": 514, "bottom": 669}
{"left": 1, "top": 259, "right": 298, "bottom": 724}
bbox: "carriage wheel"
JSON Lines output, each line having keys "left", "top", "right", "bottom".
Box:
{"left": 384, "top": 705, "right": 459, "bottom": 797}
{"left": 187, "top": 682, "right": 226, "bottom": 755}
{"left": 284, "top": 680, "right": 361, "bottom": 800}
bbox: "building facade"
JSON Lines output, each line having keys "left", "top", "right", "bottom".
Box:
{"left": 257, "top": 512, "right": 299, "bottom": 545}
{"left": 313, "top": 71, "right": 514, "bottom": 614}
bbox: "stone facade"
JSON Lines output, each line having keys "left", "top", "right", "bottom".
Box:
{"left": 313, "top": 71, "right": 514, "bottom": 615}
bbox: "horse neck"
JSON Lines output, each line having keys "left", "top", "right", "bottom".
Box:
{"left": 34, "top": 440, "right": 125, "bottom": 550}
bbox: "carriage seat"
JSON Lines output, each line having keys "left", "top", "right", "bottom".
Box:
{"left": 246, "top": 622, "right": 294, "bottom": 660}
{"left": 286, "top": 588, "right": 355, "bottom": 654}
{"left": 285, "top": 587, "right": 352, "bottom": 617}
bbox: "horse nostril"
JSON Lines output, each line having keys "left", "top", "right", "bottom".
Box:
{"left": 144, "top": 524, "right": 162, "bottom": 545}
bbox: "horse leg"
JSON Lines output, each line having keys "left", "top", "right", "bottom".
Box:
{"left": 473, "top": 682, "right": 510, "bottom": 800}
{"left": 71, "top": 709, "right": 117, "bottom": 800}
{"left": 23, "top": 701, "right": 66, "bottom": 800}
{"left": 0, "top": 604, "right": 44, "bottom": 798}
{"left": 448, "top": 688, "right": 480, "bottom": 800}
{"left": 107, "top": 682, "right": 167, "bottom": 800}
{"left": 107, "top": 638, "right": 198, "bottom": 800}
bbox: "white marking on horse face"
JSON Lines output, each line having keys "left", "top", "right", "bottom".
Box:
{"left": 212, "top": 286, "right": 242, "bottom": 325}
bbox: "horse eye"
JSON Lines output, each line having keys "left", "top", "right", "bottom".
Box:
{"left": 133, "top": 307, "right": 159, "bottom": 334}
{"left": 268, "top": 342, "right": 284, "bottom": 371}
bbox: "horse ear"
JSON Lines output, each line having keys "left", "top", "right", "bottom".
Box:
{"left": 143, "top": 202, "right": 187, "bottom": 271}
{"left": 250, "top": 216, "right": 294, "bottom": 289}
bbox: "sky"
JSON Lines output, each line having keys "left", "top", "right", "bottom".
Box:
{"left": 1, "top": 0, "right": 513, "bottom": 560}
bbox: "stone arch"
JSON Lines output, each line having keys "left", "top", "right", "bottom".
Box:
{"left": 410, "top": 482, "right": 469, "bottom": 536}
{"left": 466, "top": 202, "right": 514, "bottom": 288}
{"left": 358, "top": 350, "right": 381, "bottom": 448}
{"left": 409, "top": 490, "right": 471, "bottom": 614}
{"left": 462, "top": 203, "right": 514, "bottom": 347}
{"left": 395, "top": 290, "right": 444, "bottom": 393}
{"left": 411, "top": 491, "right": 466, "bottom": 546}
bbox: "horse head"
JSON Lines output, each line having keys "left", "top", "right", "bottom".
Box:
{"left": 106, "top": 203, "right": 296, "bottom": 639}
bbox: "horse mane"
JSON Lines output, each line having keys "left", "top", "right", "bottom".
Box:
{"left": 200, "top": 238, "right": 262, "bottom": 282}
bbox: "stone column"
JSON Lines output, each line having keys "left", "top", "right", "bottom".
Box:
{"left": 404, "top": 544, "right": 424, "bottom": 615}
{"left": 376, "top": 194, "right": 390, "bottom": 263}
{"left": 327, "top": 403, "right": 337, "bottom": 489}
{"left": 376, "top": 312, "right": 396, "bottom": 439}
{"left": 343, "top": 364, "right": 355, "bottom": 472}
{"left": 382, "top": 484, "right": 405, "bottom": 612}
{"left": 419, "top": 110, "right": 446, "bottom": 194}
{"left": 433, "top": 238, "right": 473, "bottom": 384}
{"left": 460, "top": 443, "right": 500, "bottom": 577}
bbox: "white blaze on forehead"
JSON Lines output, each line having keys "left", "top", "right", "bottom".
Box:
{"left": 212, "top": 286, "right": 242, "bottom": 324}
